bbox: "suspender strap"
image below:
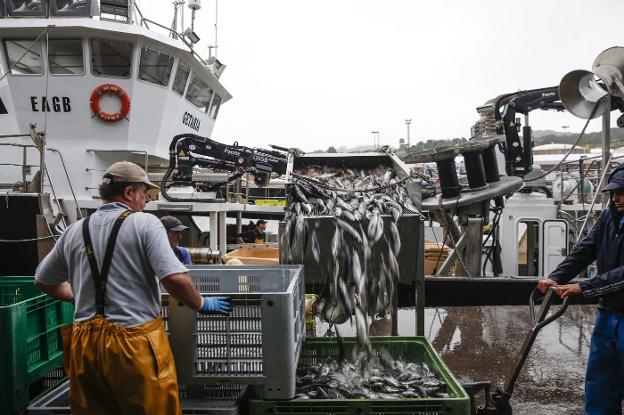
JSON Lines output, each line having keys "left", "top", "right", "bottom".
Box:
{"left": 82, "top": 209, "right": 133, "bottom": 316}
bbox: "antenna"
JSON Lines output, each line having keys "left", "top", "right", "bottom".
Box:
{"left": 170, "top": 0, "right": 184, "bottom": 39}
{"left": 214, "top": 0, "right": 219, "bottom": 58}
{"left": 188, "top": 0, "right": 201, "bottom": 33}
{"left": 405, "top": 119, "right": 412, "bottom": 150}
{"left": 207, "top": 0, "right": 219, "bottom": 58}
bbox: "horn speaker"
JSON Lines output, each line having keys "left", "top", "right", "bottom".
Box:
{"left": 559, "top": 70, "right": 610, "bottom": 119}
{"left": 559, "top": 46, "right": 624, "bottom": 119}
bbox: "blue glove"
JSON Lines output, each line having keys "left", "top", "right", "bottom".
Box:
{"left": 198, "top": 296, "right": 233, "bottom": 315}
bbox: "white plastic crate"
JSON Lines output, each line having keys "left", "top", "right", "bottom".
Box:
{"left": 169, "top": 265, "right": 305, "bottom": 400}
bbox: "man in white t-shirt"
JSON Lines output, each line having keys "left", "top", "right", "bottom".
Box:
{"left": 35, "top": 161, "right": 232, "bottom": 415}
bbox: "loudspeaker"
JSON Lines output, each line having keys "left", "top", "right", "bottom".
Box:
{"left": 559, "top": 69, "right": 610, "bottom": 119}
{"left": 593, "top": 46, "right": 624, "bottom": 97}
{"left": 559, "top": 46, "right": 624, "bottom": 120}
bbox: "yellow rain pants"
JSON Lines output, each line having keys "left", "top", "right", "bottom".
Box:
{"left": 61, "top": 316, "right": 181, "bottom": 415}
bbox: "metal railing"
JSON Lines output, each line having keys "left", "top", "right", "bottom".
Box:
{"left": 0, "top": 140, "right": 83, "bottom": 221}
{"left": 576, "top": 155, "right": 612, "bottom": 242}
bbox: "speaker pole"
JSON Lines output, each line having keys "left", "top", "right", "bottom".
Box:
{"left": 602, "top": 111, "right": 611, "bottom": 203}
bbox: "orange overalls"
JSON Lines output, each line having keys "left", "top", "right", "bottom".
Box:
{"left": 61, "top": 210, "right": 181, "bottom": 415}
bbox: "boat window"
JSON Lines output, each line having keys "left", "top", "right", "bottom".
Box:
{"left": 138, "top": 47, "right": 174, "bottom": 86}
{"left": 3, "top": 39, "right": 43, "bottom": 75}
{"left": 209, "top": 94, "right": 221, "bottom": 119}
{"left": 185, "top": 73, "right": 213, "bottom": 112}
{"left": 48, "top": 39, "right": 84, "bottom": 75}
{"left": 50, "top": 0, "right": 94, "bottom": 17}
{"left": 517, "top": 220, "right": 540, "bottom": 276}
{"left": 5, "top": 0, "right": 47, "bottom": 17}
{"left": 172, "top": 60, "right": 190, "bottom": 95}
{"left": 90, "top": 38, "right": 133, "bottom": 78}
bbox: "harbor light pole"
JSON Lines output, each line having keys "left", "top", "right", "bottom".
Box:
{"left": 371, "top": 130, "right": 379, "bottom": 150}
{"left": 405, "top": 119, "right": 412, "bottom": 151}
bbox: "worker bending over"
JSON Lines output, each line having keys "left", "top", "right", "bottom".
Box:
{"left": 237, "top": 219, "right": 267, "bottom": 244}
{"left": 538, "top": 164, "right": 624, "bottom": 415}
{"left": 35, "top": 161, "right": 232, "bottom": 415}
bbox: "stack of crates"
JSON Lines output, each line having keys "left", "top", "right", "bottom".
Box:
{"left": 169, "top": 265, "right": 306, "bottom": 400}
{"left": 0, "top": 276, "right": 73, "bottom": 414}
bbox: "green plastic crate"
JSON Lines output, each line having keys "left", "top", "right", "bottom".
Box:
{"left": 250, "top": 336, "right": 470, "bottom": 415}
{"left": 0, "top": 276, "right": 73, "bottom": 414}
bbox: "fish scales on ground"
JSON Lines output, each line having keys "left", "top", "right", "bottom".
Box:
{"left": 294, "top": 350, "right": 449, "bottom": 400}
{"left": 284, "top": 165, "right": 416, "bottom": 350}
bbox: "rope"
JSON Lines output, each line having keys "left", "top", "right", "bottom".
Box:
{"left": 0, "top": 235, "right": 56, "bottom": 243}
{"left": 0, "top": 27, "right": 50, "bottom": 83}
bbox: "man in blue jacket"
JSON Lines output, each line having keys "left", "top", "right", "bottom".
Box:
{"left": 161, "top": 215, "right": 192, "bottom": 265}
{"left": 538, "top": 164, "right": 624, "bottom": 415}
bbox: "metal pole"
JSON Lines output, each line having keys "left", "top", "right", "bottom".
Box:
{"left": 416, "top": 221, "right": 425, "bottom": 336}
{"left": 559, "top": 157, "right": 564, "bottom": 206}
{"left": 22, "top": 146, "right": 27, "bottom": 191}
{"left": 180, "top": 1, "right": 185, "bottom": 33}
{"left": 236, "top": 211, "right": 242, "bottom": 235}
{"left": 371, "top": 130, "right": 378, "bottom": 151}
{"left": 29, "top": 127, "right": 45, "bottom": 195}
{"left": 405, "top": 119, "right": 412, "bottom": 150}
{"left": 209, "top": 211, "right": 218, "bottom": 251}
{"left": 127, "top": 0, "right": 134, "bottom": 24}
{"left": 214, "top": 0, "right": 219, "bottom": 58}
{"left": 577, "top": 155, "right": 612, "bottom": 242}
{"left": 602, "top": 112, "right": 611, "bottom": 205}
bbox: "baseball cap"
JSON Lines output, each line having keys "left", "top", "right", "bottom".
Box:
{"left": 602, "top": 168, "right": 624, "bottom": 192}
{"left": 160, "top": 215, "right": 189, "bottom": 232}
{"left": 257, "top": 219, "right": 267, "bottom": 225}
{"left": 102, "top": 161, "right": 158, "bottom": 189}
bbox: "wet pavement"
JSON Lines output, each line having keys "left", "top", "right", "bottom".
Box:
{"left": 316, "top": 305, "right": 595, "bottom": 414}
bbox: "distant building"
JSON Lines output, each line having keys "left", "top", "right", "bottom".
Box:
{"left": 533, "top": 143, "right": 587, "bottom": 155}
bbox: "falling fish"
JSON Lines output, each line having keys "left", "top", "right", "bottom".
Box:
{"left": 284, "top": 165, "right": 420, "bottom": 355}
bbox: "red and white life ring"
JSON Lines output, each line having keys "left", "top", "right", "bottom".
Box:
{"left": 89, "top": 84, "right": 130, "bottom": 122}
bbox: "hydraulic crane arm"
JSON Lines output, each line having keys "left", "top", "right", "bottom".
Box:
{"left": 484, "top": 87, "right": 565, "bottom": 177}
{"left": 160, "top": 133, "right": 288, "bottom": 202}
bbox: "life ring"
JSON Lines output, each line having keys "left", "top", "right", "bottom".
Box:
{"left": 89, "top": 84, "right": 130, "bottom": 122}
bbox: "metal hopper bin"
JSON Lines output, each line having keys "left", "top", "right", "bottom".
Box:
{"left": 279, "top": 152, "right": 426, "bottom": 335}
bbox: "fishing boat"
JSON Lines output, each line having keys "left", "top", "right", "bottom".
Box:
{"left": 3, "top": 3, "right": 624, "bottom": 413}
{"left": 0, "top": 0, "right": 231, "bottom": 275}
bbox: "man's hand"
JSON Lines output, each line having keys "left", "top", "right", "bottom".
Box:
{"left": 555, "top": 283, "right": 582, "bottom": 299}
{"left": 537, "top": 278, "right": 557, "bottom": 294}
{"left": 198, "top": 296, "right": 233, "bottom": 315}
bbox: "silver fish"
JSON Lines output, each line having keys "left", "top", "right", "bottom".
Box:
{"left": 389, "top": 221, "right": 401, "bottom": 256}
{"left": 310, "top": 229, "right": 320, "bottom": 263}
{"left": 337, "top": 219, "right": 363, "bottom": 245}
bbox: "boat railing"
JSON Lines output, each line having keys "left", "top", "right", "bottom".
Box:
{"left": 542, "top": 152, "right": 624, "bottom": 205}
{"left": 139, "top": 18, "right": 205, "bottom": 63}
{"left": 224, "top": 177, "right": 287, "bottom": 206}
{"left": 0, "top": 133, "right": 83, "bottom": 223}
{"left": 576, "top": 154, "right": 613, "bottom": 242}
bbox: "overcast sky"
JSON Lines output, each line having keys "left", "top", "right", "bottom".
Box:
{"left": 141, "top": 0, "right": 624, "bottom": 151}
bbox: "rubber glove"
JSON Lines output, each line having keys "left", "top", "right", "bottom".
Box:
{"left": 198, "top": 296, "right": 233, "bottom": 315}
